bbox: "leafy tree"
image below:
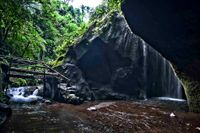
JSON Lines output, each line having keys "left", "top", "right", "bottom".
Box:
{"left": 0, "top": 0, "right": 90, "bottom": 61}
{"left": 0, "top": 0, "right": 122, "bottom": 62}
{"left": 0, "top": 0, "right": 46, "bottom": 59}
{"left": 89, "top": 0, "right": 123, "bottom": 22}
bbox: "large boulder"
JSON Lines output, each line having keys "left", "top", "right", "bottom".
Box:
{"left": 0, "top": 103, "right": 12, "bottom": 126}
{"left": 59, "top": 63, "right": 95, "bottom": 103}
{"left": 62, "top": 12, "right": 185, "bottom": 100}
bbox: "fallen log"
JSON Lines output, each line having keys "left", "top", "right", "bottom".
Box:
{"left": 8, "top": 74, "right": 42, "bottom": 79}
{"left": 10, "top": 67, "right": 58, "bottom": 76}
{"left": 0, "top": 54, "right": 70, "bottom": 81}
{"left": 42, "top": 63, "right": 70, "bottom": 81}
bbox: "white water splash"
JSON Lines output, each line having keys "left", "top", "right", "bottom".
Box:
{"left": 7, "top": 87, "right": 42, "bottom": 103}
{"left": 157, "top": 97, "right": 186, "bottom": 102}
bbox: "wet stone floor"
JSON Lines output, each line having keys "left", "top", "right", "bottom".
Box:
{"left": 1, "top": 100, "right": 200, "bottom": 133}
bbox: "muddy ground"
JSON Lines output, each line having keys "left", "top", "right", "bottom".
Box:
{"left": 1, "top": 100, "right": 200, "bottom": 133}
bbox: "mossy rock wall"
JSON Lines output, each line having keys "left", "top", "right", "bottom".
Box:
{"left": 181, "top": 77, "right": 200, "bottom": 112}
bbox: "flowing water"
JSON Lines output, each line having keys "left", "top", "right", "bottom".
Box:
{"left": 139, "top": 39, "right": 184, "bottom": 99}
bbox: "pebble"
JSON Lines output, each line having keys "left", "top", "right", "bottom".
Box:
{"left": 196, "top": 127, "right": 200, "bottom": 131}
{"left": 170, "top": 113, "right": 176, "bottom": 117}
{"left": 87, "top": 107, "right": 97, "bottom": 111}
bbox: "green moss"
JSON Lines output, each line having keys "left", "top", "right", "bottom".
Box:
{"left": 50, "top": 55, "right": 65, "bottom": 68}
{"left": 180, "top": 75, "right": 200, "bottom": 113}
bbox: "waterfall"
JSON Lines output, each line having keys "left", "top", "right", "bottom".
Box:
{"left": 142, "top": 41, "right": 147, "bottom": 99}
{"left": 140, "top": 40, "right": 183, "bottom": 99}
{"left": 7, "top": 86, "right": 42, "bottom": 103}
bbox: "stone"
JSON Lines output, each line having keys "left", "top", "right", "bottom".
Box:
{"left": 170, "top": 113, "right": 176, "bottom": 117}
{"left": 87, "top": 107, "right": 97, "bottom": 111}
{"left": 62, "top": 93, "right": 83, "bottom": 105}
{"left": 44, "top": 99, "right": 52, "bottom": 104}
{"left": 0, "top": 103, "right": 12, "bottom": 125}
{"left": 57, "top": 63, "right": 95, "bottom": 104}
{"left": 87, "top": 102, "right": 115, "bottom": 111}
{"left": 61, "top": 12, "right": 184, "bottom": 101}
{"left": 196, "top": 127, "right": 200, "bottom": 131}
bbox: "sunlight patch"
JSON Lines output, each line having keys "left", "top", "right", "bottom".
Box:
{"left": 69, "top": 0, "right": 103, "bottom": 8}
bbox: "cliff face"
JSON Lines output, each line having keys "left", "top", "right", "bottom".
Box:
{"left": 62, "top": 12, "right": 184, "bottom": 100}
{"left": 122, "top": 0, "right": 200, "bottom": 81}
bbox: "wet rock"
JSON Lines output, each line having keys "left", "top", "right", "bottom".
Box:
{"left": 44, "top": 77, "right": 59, "bottom": 100}
{"left": 44, "top": 99, "right": 52, "bottom": 104}
{"left": 0, "top": 103, "right": 11, "bottom": 116}
{"left": 59, "top": 84, "right": 86, "bottom": 105}
{"left": 0, "top": 103, "right": 12, "bottom": 125}
{"left": 36, "top": 85, "right": 44, "bottom": 96}
{"left": 196, "top": 127, "right": 200, "bottom": 131}
{"left": 87, "top": 107, "right": 97, "bottom": 111}
{"left": 62, "top": 94, "right": 83, "bottom": 105}
{"left": 87, "top": 102, "right": 115, "bottom": 111}
{"left": 92, "top": 86, "right": 128, "bottom": 100}
{"left": 57, "top": 64, "right": 95, "bottom": 104}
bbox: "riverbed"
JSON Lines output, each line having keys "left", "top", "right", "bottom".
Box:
{"left": 1, "top": 100, "right": 200, "bottom": 133}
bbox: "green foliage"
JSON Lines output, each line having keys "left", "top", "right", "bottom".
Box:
{"left": 90, "top": 0, "right": 123, "bottom": 20}
{"left": 0, "top": 0, "right": 124, "bottom": 77}
{"left": 11, "top": 78, "right": 27, "bottom": 87}
{"left": 0, "top": 91, "right": 8, "bottom": 104}
{"left": 0, "top": 0, "right": 45, "bottom": 59}
{"left": 50, "top": 55, "right": 65, "bottom": 68}
{"left": 0, "top": 0, "right": 89, "bottom": 61}
{"left": 107, "top": 0, "right": 123, "bottom": 11}
{"left": 10, "top": 77, "right": 39, "bottom": 87}
{"left": 0, "top": 0, "right": 123, "bottom": 61}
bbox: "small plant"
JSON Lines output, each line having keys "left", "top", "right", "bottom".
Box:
{"left": 11, "top": 78, "right": 27, "bottom": 87}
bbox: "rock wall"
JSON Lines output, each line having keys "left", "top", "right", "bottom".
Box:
{"left": 121, "top": 0, "right": 200, "bottom": 112}
{"left": 62, "top": 12, "right": 185, "bottom": 100}
{"left": 0, "top": 60, "right": 8, "bottom": 91}
{"left": 122, "top": 0, "right": 200, "bottom": 80}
